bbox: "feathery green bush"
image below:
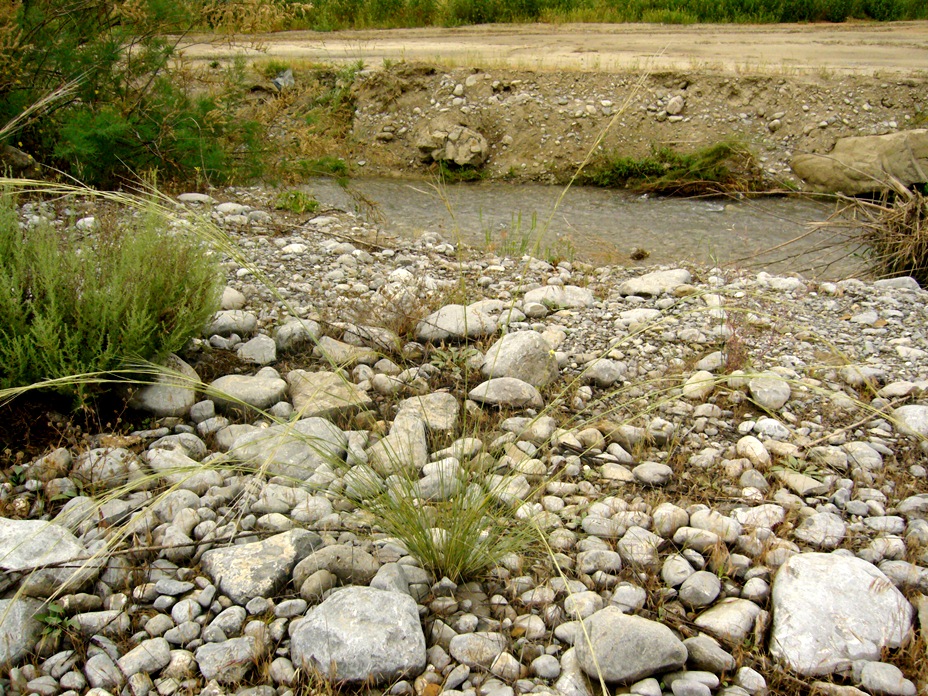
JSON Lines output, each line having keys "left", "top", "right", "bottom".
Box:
{"left": 0, "top": 192, "right": 223, "bottom": 401}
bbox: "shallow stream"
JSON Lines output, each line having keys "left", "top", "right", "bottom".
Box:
{"left": 304, "top": 177, "right": 865, "bottom": 279}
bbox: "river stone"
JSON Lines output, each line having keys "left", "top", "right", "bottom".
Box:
{"left": 693, "top": 599, "right": 764, "bottom": 645}
{"left": 72, "top": 447, "right": 136, "bottom": 489}
{"left": 618, "top": 269, "right": 691, "bottom": 297}
{"left": 481, "top": 331, "right": 558, "bottom": 387}
{"left": 145, "top": 448, "right": 222, "bottom": 494}
{"left": 574, "top": 607, "right": 686, "bottom": 684}
{"left": 210, "top": 367, "right": 287, "bottom": 412}
{"left": 679, "top": 571, "right": 722, "bottom": 608}
{"left": 790, "top": 129, "right": 928, "bottom": 195}
{"left": 290, "top": 586, "right": 426, "bottom": 682}
{"left": 287, "top": 369, "right": 373, "bottom": 419}
{"left": 313, "top": 335, "right": 379, "bottom": 367}
{"left": 237, "top": 334, "right": 277, "bottom": 365}
{"left": 117, "top": 637, "right": 171, "bottom": 678}
{"left": 293, "top": 543, "right": 380, "bottom": 587}
{"left": 769, "top": 553, "right": 914, "bottom": 676}
{"left": 468, "top": 378, "right": 544, "bottom": 409}
{"left": 0, "top": 518, "right": 99, "bottom": 596}
{"left": 893, "top": 404, "right": 928, "bottom": 438}
{"left": 748, "top": 373, "right": 791, "bottom": 410}
{"left": 397, "top": 392, "right": 460, "bottom": 431}
{"left": 523, "top": 285, "right": 594, "bottom": 309}
{"left": 793, "top": 512, "right": 846, "bottom": 549}
{"left": 367, "top": 411, "right": 429, "bottom": 475}
{"left": 0, "top": 597, "right": 43, "bottom": 667}
{"left": 682, "top": 371, "right": 716, "bottom": 401}
{"left": 416, "top": 304, "right": 496, "bottom": 342}
{"left": 852, "top": 661, "right": 916, "bottom": 696}
{"left": 449, "top": 632, "right": 507, "bottom": 669}
{"left": 683, "top": 634, "right": 737, "bottom": 673}
{"left": 206, "top": 309, "right": 257, "bottom": 337}
{"left": 774, "top": 468, "right": 829, "bottom": 497}
{"left": 275, "top": 319, "right": 321, "bottom": 352}
{"left": 195, "top": 636, "right": 260, "bottom": 683}
{"left": 229, "top": 417, "right": 347, "bottom": 480}
{"left": 200, "top": 529, "right": 321, "bottom": 605}
{"left": 128, "top": 354, "right": 199, "bottom": 417}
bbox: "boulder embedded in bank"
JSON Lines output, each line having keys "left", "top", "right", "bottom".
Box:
{"left": 415, "top": 116, "right": 489, "bottom": 167}
{"left": 289, "top": 586, "right": 426, "bottom": 683}
{"left": 770, "top": 552, "right": 913, "bottom": 676}
{"left": 790, "top": 129, "right": 928, "bottom": 195}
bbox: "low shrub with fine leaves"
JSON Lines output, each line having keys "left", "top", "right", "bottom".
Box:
{"left": 0, "top": 192, "right": 223, "bottom": 401}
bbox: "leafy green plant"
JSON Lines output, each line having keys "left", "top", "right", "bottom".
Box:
{"left": 35, "top": 602, "right": 75, "bottom": 642}
{"left": 0, "top": 189, "right": 223, "bottom": 403}
{"left": 275, "top": 190, "right": 320, "bottom": 214}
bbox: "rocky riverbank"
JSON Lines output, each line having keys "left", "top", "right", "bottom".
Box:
{"left": 2, "top": 190, "right": 928, "bottom": 696}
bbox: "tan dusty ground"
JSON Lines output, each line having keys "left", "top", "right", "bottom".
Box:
{"left": 180, "top": 21, "right": 928, "bottom": 75}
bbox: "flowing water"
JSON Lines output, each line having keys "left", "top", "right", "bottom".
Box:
{"left": 304, "top": 177, "right": 865, "bottom": 279}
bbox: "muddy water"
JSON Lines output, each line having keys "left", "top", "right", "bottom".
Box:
{"left": 304, "top": 177, "right": 865, "bottom": 279}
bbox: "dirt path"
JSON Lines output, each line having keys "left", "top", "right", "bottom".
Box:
{"left": 181, "top": 21, "right": 928, "bottom": 75}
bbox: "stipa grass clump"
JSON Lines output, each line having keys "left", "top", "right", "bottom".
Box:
{"left": 0, "top": 190, "right": 223, "bottom": 402}
{"left": 856, "top": 188, "right": 928, "bottom": 286}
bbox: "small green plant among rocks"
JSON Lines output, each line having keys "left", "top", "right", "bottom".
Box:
{"left": 274, "top": 190, "right": 320, "bottom": 214}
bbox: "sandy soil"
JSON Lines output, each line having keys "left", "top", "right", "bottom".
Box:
{"left": 180, "top": 21, "right": 928, "bottom": 75}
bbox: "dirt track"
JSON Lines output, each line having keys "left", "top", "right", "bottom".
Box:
{"left": 181, "top": 21, "right": 928, "bottom": 75}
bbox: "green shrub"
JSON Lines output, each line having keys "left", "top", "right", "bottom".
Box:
{"left": 275, "top": 190, "right": 320, "bottom": 213}
{"left": 0, "top": 193, "right": 223, "bottom": 402}
{"left": 0, "top": 0, "right": 267, "bottom": 187}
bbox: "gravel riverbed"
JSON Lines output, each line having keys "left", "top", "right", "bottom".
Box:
{"left": 2, "top": 189, "right": 927, "bottom": 696}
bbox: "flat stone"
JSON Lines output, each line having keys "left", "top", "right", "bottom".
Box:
{"left": 237, "top": 334, "right": 277, "bottom": 365}
{"left": 892, "top": 405, "right": 928, "bottom": 438}
{"left": 574, "top": 607, "right": 687, "bottom": 684}
{"left": 290, "top": 586, "right": 426, "bottom": 682}
{"left": 417, "top": 304, "right": 496, "bottom": 342}
{"left": 694, "top": 599, "right": 764, "bottom": 645}
{"left": 449, "top": 632, "right": 507, "bottom": 669}
{"left": 367, "top": 411, "right": 429, "bottom": 475}
{"left": 793, "top": 512, "right": 846, "bottom": 549}
{"left": 275, "top": 319, "right": 321, "bottom": 352}
{"left": 313, "top": 335, "right": 379, "bottom": 367}
{"left": 206, "top": 310, "right": 257, "bottom": 337}
{"left": 770, "top": 553, "right": 914, "bottom": 676}
{"left": 210, "top": 367, "right": 287, "bottom": 412}
{"left": 200, "top": 529, "right": 321, "bottom": 605}
{"left": 293, "top": 543, "right": 380, "bottom": 588}
{"left": 618, "top": 269, "right": 692, "bottom": 297}
{"left": 117, "top": 638, "right": 171, "bottom": 678}
{"left": 468, "top": 378, "right": 544, "bottom": 409}
{"left": 195, "top": 637, "right": 260, "bottom": 683}
{"left": 0, "top": 597, "right": 43, "bottom": 667}
{"left": 287, "top": 370, "right": 373, "bottom": 419}
{"left": 748, "top": 373, "right": 791, "bottom": 410}
{"left": 229, "top": 417, "right": 347, "bottom": 480}
{"left": 397, "top": 392, "right": 460, "bottom": 431}
{"left": 0, "top": 518, "right": 98, "bottom": 597}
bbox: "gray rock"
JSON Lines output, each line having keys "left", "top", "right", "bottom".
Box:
{"left": 555, "top": 648, "right": 595, "bottom": 696}
{"left": 195, "top": 636, "right": 260, "bottom": 683}
{"left": 416, "top": 118, "right": 489, "bottom": 167}
{"left": 793, "top": 512, "right": 847, "bottom": 549}
{"left": 0, "top": 518, "right": 98, "bottom": 596}
{"left": 617, "top": 526, "right": 663, "bottom": 567}
{"left": 397, "top": 392, "right": 460, "bottom": 432}
{"left": 482, "top": 331, "right": 558, "bottom": 387}
{"left": 0, "top": 598, "right": 43, "bottom": 666}
{"left": 84, "top": 653, "right": 124, "bottom": 691}
{"left": 468, "top": 378, "right": 544, "bottom": 409}
{"left": 367, "top": 411, "right": 429, "bottom": 475}
{"left": 574, "top": 607, "right": 687, "bottom": 684}
{"left": 287, "top": 370, "right": 373, "bottom": 419}
{"left": 117, "top": 638, "right": 171, "bottom": 678}
{"left": 582, "top": 358, "right": 627, "bottom": 387}
{"left": 679, "top": 571, "right": 722, "bottom": 608}
{"left": 770, "top": 553, "right": 913, "bottom": 676}
{"left": 128, "top": 355, "right": 199, "bottom": 418}
{"left": 682, "top": 371, "right": 716, "bottom": 401}
{"left": 748, "top": 373, "right": 791, "bottom": 410}
{"left": 293, "top": 543, "right": 380, "bottom": 588}
{"left": 523, "top": 285, "right": 594, "bottom": 309}
{"left": 72, "top": 447, "right": 136, "bottom": 489}
{"left": 417, "top": 304, "right": 496, "bottom": 342}
{"left": 229, "top": 417, "right": 347, "bottom": 480}
{"left": 852, "top": 660, "right": 916, "bottom": 696}
{"left": 237, "top": 334, "right": 277, "bottom": 365}
{"left": 275, "top": 319, "right": 321, "bottom": 352}
{"left": 893, "top": 404, "right": 928, "bottom": 438}
{"left": 632, "top": 462, "right": 673, "bottom": 486}
{"left": 200, "top": 529, "right": 321, "bottom": 605}
{"left": 207, "top": 310, "right": 257, "bottom": 337}
{"left": 618, "top": 269, "right": 691, "bottom": 297}
{"left": 145, "top": 448, "right": 222, "bottom": 495}
{"left": 313, "top": 335, "right": 379, "bottom": 367}
{"left": 683, "top": 635, "right": 736, "bottom": 673}
{"left": 210, "top": 367, "right": 287, "bottom": 413}
{"left": 290, "top": 586, "right": 426, "bottom": 682}
{"left": 694, "top": 599, "right": 764, "bottom": 646}
{"left": 449, "top": 632, "right": 507, "bottom": 669}
{"left": 791, "top": 129, "right": 928, "bottom": 195}
{"left": 220, "top": 286, "right": 245, "bottom": 310}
